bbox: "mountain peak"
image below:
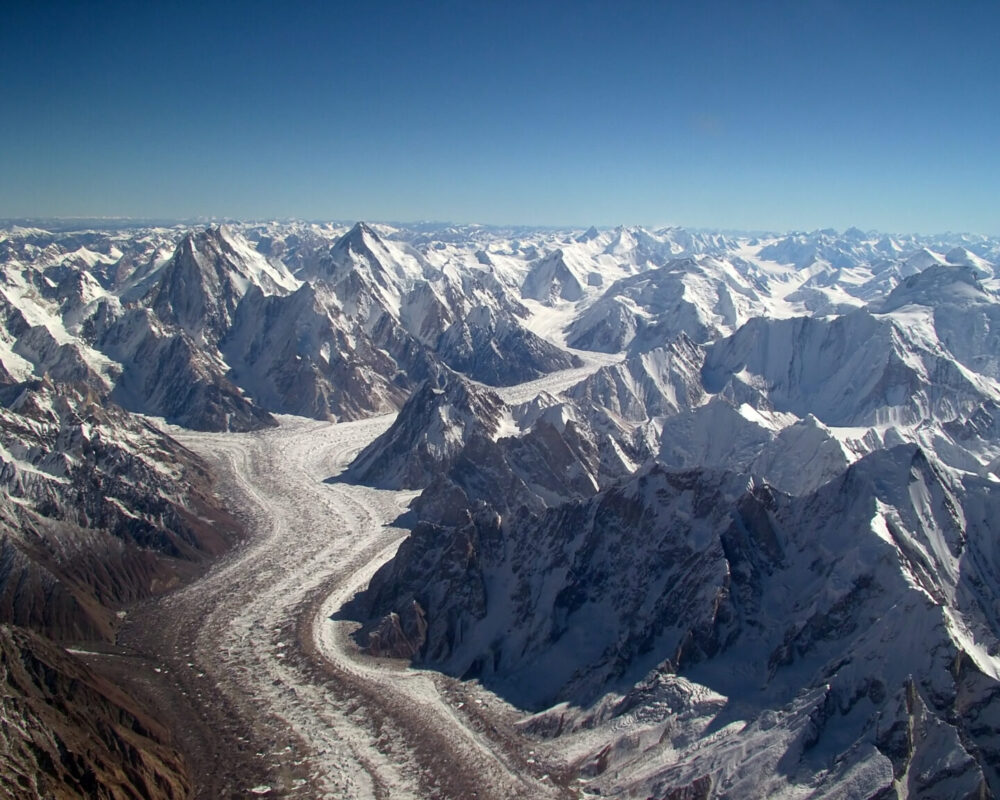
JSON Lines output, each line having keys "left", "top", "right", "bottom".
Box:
{"left": 345, "top": 368, "right": 506, "bottom": 489}
{"left": 327, "top": 222, "right": 385, "bottom": 263}
{"left": 312, "top": 221, "right": 397, "bottom": 290}
{"left": 345, "top": 221, "right": 382, "bottom": 245}
{"left": 176, "top": 224, "right": 249, "bottom": 265}
{"left": 946, "top": 246, "right": 993, "bottom": 276}
{"left": 903, "top": 246, "right": 947, "bottom": 272}
{"left": 878, "top": 263, "right": 989, "bottom": 312}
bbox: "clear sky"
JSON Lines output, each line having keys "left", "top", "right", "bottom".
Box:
{"left": 2, "top": 0, "right": 998, "bottom": 234}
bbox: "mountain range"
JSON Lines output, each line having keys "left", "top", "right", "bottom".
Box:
{"left": 2, "top": 219, "right": 1000, "bottom": 798}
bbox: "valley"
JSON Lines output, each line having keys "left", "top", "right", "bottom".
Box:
{"left": 5, "top": 3, "right": 998, "bottom": 796}
{"left": 2, "top": 220, "right": 1000, "bottom": 798}
{"left": 125, "top": 363, "right": 613, "bottom": 798}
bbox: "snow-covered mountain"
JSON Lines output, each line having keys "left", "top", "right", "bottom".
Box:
{"left": 0, "top": 375, "right": 238, "bottom": 796}
{"left": 0, "top": 377, "right": 239, "bottom": 640}
{"left": 222, "top": 281, "right": 417, "bottom": 420}
{"left": 0, "top": 221, "right": 586, "bottom": 430}
{"left": 4, "top": 219, "right": 1000, "bottom": 798}
{"left": 352, "top": 440, "right": 1000, "bottom": 797}
{"left": 330, "top": 223, "right": 1000, "bottom": 798}
{"left": 565, "top": 334, "right": 705, "bottom": 421}
{"left": 435, "top": 304, "right": 582, "bottom": 385}
{"left": 565, "top": 256, "right": 766, "bottom": 352}
{"left": 345, "top": 368, "right": 506, "bottom": 490}
{"left": 140, "top": 224, "right": 300, "bottom": 344}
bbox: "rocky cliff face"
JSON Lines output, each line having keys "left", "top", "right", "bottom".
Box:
{"left": 342, "top": 242, "right": 1000, "bottom": 798}
{"left": 145, "top": 225, "right": 298, "bottom": 346}
{"left": 0, "top": 378, "right": 239, "bottom": 640}
{"left": 352, "top": 447, "right": 1000, "bottom": 796}
{"left": 345, "top": 369, "right": 505, "bottom": 490}
{"left": 0, "top": 624, "right": 190, "bottom": 800}
{"left": 0, "top": 377, "right": 240, "bottom": 798}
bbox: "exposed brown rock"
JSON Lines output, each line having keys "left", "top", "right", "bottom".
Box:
{"left": 0, "top": 624, "right": 189, "bottom": 799}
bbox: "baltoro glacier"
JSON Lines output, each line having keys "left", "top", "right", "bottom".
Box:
{"left": 1, "top": 220, "right": 999, "bottom": 798}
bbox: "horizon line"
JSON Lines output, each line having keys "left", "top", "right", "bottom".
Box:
{"left": 1, "top": 216, "right": 997, "bottom": 240}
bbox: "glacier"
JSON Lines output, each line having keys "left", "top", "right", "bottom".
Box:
{"left": 1, "top": 219, "right": 1000, "bottom": 798}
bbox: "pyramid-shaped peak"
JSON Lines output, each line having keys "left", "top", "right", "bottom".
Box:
{"left": 328, "top": 222, "right": 387, "bottom": 263}
{"left": 604, "top": 225, "right": 638, "bottom": 253}
{"left": 174, "top": 227, "right": 219, "bottom": 261}
{"left": 875, "top": 234, "right": 902, "bottom": 254}
{"left": 178, "top": 224, "right": 242, "bottom": 254}
{"left": 349, "top": 221, "right": 382, "bottom": 241}
{"left": 332, "top": 221, "right": 385, "bottom": 254}
{"left": 947, "top": 246, "right": 975, "bottom": 264}
{"left": 903, "top": 247, "right": 947, "bottom": 270}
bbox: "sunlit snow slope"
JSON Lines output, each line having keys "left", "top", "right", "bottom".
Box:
{"left": 3, "top": 220, "right": 1000, "bottom": 799}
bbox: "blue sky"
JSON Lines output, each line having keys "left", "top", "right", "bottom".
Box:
{"left": 2, "top": 0, "right": 998, "bottom": 233}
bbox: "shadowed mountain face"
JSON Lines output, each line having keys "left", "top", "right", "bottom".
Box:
{"left": 436, "top": 305, "right": 582, "bottom": 386}
{"left": 0, "top": 377, "right": 241, "bottom": 797}
{"left": 3, "top": 221, "right": 1000, "bottom": 799}
{"left": 344, "top": 369, "right": 506, "bottom": 490}
{"left": 0, "top": 222, "right": 581, "bottom": 430}
{"left": 348, "top": 447, "right": 1000, "bottom": 797}
{"left": 330, "top": 225, "right": 1000, "bottom": 799}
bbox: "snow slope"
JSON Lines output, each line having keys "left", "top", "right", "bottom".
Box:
{"left": 4, "top": 220, "right": 1000, "bottom": 799}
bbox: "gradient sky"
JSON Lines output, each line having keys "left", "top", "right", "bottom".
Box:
{"left": 2, "top": 0, "right": 998, "bottom": 233}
